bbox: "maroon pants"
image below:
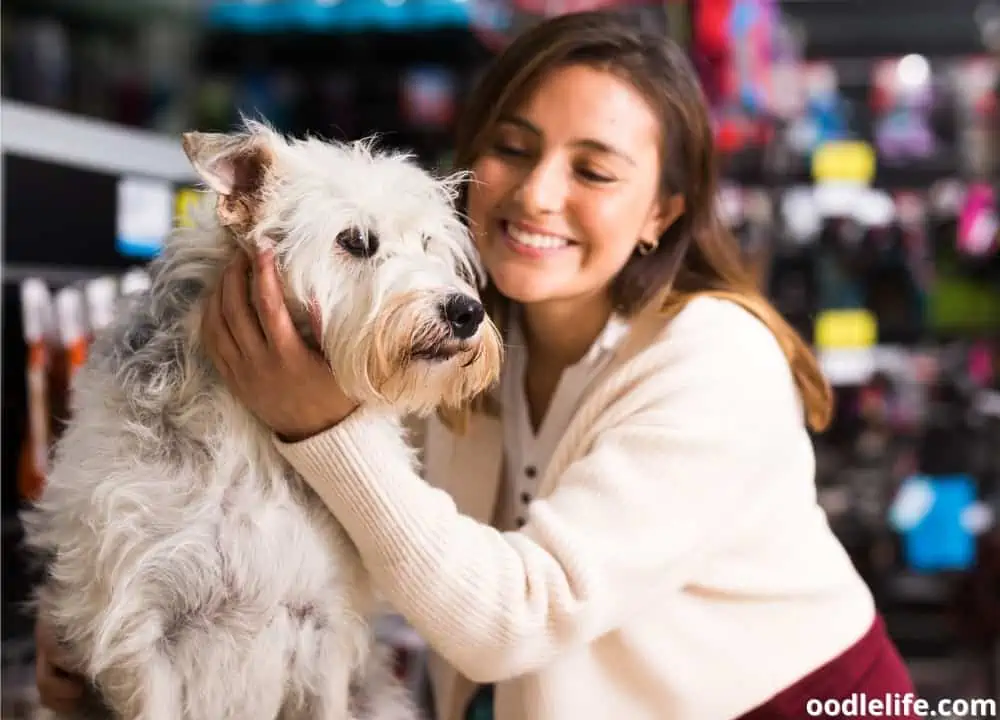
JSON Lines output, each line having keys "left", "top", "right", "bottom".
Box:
{"left": 736, "top": 615, "right": 918, "bottom": 720}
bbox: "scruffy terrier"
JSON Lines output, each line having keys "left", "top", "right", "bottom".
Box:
{"left": 22, "top": 121, "right": 503, "bottom": 720}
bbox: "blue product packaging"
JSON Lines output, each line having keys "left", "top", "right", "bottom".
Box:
{"left": 889, "top": 474, "right": 980, "bottom": 572}
{"left": 209, "top": 0, "right": 291, "bottom": 31}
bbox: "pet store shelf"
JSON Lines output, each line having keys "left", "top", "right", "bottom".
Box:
{"left": 0, "top": 101, "right": 195, "bottom": 182}
{"left": 0, "top": 100, "right": 197, "bottom": 256}
{"left": 3, "top": 0, "right": 203, "bottom": 28}
{"left": 2, "top": 264, "right": 131, "bottom": 287}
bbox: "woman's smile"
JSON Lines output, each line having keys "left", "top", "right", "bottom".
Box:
{"left": 498, "top": 219, "right": 577, "bottom": 259}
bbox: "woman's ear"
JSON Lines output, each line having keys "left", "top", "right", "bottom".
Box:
{"left": 643, "top": 193, "right": 686, "bottom": 241}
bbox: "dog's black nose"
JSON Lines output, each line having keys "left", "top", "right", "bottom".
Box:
{"left": 442, "top": 294, "right": 485, "bottom": 340}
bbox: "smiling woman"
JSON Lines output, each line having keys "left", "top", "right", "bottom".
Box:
{"left": 452, "top": 11, "right": 833, "bottom": 428}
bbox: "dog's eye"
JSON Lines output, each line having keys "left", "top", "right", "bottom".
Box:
{"left": 456, "top": 260, "right": 476, "bottom": 287}
{"left": 337, "top": 228, "right": 379, "bottom": 259}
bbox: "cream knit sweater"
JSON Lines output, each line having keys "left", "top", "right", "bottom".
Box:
{"left": 275, "top": 296, "right": 876, "bottom": 720}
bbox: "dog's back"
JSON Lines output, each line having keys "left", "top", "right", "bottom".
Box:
{"left": 23, "top": 230, "right": 402, "bottom": 720}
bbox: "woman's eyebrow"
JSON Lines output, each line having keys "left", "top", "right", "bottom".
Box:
{"left": 496, "top": 115, "right": 636, "bottom": 166}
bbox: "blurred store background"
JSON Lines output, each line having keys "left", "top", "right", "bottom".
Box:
{"left": 1, "top": 0, "right": 999, "bottom": 717}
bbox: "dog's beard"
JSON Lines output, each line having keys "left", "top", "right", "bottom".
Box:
{"left": 406, "top": 320, "right": 463, "bottom": 363}
{"left": 317, "top": 292, "right": 502, "bottom": 415}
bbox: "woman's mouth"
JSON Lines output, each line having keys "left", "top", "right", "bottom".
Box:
{"left": 500, "top": 220, "right": 574, "bottom": 258}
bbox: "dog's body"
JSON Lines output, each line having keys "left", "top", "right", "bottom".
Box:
{"left": 22, "top": 123, "right": 502, "bottom": 720}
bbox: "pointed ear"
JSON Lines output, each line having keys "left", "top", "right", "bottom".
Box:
{"left": 181, "top": 130, "right": 273, "bottom": 229}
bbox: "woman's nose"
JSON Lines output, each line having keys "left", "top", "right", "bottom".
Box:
{"left": 514, "top": 158, "right": 569, "bottom": 216}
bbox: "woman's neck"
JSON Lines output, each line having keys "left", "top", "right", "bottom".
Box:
{"left": 520, "top": 292, "right": 613, "bottom": 371}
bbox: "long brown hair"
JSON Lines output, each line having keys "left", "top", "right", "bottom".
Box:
{"left": 449, "top": 10, "right": 833, "bottom": 432}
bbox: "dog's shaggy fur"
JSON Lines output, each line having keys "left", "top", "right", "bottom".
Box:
{"left": 22, "top": 121, "right": 503, "bottom": 720}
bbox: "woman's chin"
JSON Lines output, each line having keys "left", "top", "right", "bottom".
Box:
{"left": 488, "top": 267, "right": 561, "bottom": 305}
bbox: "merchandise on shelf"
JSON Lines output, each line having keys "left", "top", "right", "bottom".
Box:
{"left": 889, "top": 473, "right": 988, "bottom": 573}
{"left": 693, "top": 0, "right": 733, "bottom": 108}
{"left": 400, "top": 66, "right": 459, "bottom": 130}
{"left": 13, "top": 270, "right": 147, "bottom": 504}
{"left": 871, "top": 56, "right": 938, "bottom": 163}
{"left": 17, "top": 280, "right": 54, "bottom": 504}
{"left": 727, "top": 0, "right": 777, "bottom": 116}
{"left": 121, "top": 269, "right": 154, "bottom": 297}
{"left": 54, "top": 288, "right": 89, "bottom": 395}
{"left": 785, "top": 63, "right": 853, "bottom": 156}
{"left": 209, "top": 0, "right": 473, "bottom": 32}
{"left": 949, "top": 56, "right": 999, "bottom": 178}
{"left": 957, "top": 182, "right": 998, "bottom": 258}
{"left": 84, "top": 277, "right": 120, "bottom": 340}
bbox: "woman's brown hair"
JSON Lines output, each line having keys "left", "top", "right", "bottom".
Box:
{"left": 448, "top": 10, "right": 833, "bottom": 432}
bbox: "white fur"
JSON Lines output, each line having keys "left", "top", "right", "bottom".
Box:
{"left": 22, "top": 121, "right": 502, "bottom": 720}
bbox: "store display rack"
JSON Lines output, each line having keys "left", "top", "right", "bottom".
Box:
{"left": 1, "top": 100, "right": 196, "bottom": 269}
{"left": 1, "top": 101, "right": 198, "bottom": 648}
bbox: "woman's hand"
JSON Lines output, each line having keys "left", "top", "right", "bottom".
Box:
{"left": 201, "top": 249, "right": 359, "bottom": 442}
{"left": 35, "top": 618, "right": 85, "bottom": 713}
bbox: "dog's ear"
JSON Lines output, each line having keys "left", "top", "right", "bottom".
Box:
{"left": 181, "top": 131, "right": 273, "bottom": 229}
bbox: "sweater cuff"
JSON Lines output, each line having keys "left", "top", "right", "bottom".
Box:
{"left": 271, "top": 405, "right": 441, "bottom": 568}
{"left": 272, "top": 405, "right": 386, "bottom": 485}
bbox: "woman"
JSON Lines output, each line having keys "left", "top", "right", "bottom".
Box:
{"left": 36, "top": 11, "right": 917, "bottom": 720}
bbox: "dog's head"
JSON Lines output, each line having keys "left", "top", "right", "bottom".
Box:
{"left": 182, "top": 121, "right": 502, "bottom": 415}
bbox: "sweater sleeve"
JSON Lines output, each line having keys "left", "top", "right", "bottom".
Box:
{"left": 273, "top": 308, "right": 805, "bottom": 683}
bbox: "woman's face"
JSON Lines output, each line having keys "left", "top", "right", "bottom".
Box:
{"left": 466, "top": 63, "right": 681, "bottom": 307}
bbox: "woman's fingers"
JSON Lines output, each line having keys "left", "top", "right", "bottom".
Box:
{"left": 252, "top": 250, "right": 304, "bottom": 355}
{"left": 35, "top": 620, "right": 85, "bottom": 712}
{"left": 220, "top": 253, "right": 267, "bottom": 363}
{"left": 37, "top": 657, "right": 85, "bottom": 712}
{"left": 201, "top": 270, "right": 240, "bottom": 385}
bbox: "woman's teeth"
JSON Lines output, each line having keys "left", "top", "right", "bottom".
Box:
{"left": 507, "top": 224, "right": 570, "bottom": 250}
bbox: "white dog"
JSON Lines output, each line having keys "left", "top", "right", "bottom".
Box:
{"left": 22, "top": 121, "right": 503, "bottom": 720}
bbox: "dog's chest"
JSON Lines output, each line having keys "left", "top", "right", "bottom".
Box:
{"left": 208, "top": 451, "right": 361, "bottom": 609}
{"left": 137, "top": 431, "right": 369, "bottom": 632}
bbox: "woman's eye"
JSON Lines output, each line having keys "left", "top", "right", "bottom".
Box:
{"left": 577, "top": 167, "right": 615, "bottom": 184}
{"left": 337, "top": 227, "right": 379, "bottom": 258}
{"left": 492, "top": 142, "right": 528, "bottom": 158}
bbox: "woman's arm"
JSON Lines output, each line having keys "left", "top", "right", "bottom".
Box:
{"left": 275, "top": 306, "right": 806, "bottom": 684}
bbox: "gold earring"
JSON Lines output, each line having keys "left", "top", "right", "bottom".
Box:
{"left": 637, "top": 239, "right": 658, "bottom": 255}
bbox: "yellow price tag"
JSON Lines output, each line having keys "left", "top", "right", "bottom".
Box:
{"left": 174, "top": 187, "right": 202, "bottom": 229}
{"left": 811, "top": 141, "right": 876, "bottom": 185}
{"left": 814, "top": 309, "right": 878, "bottom": 350}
